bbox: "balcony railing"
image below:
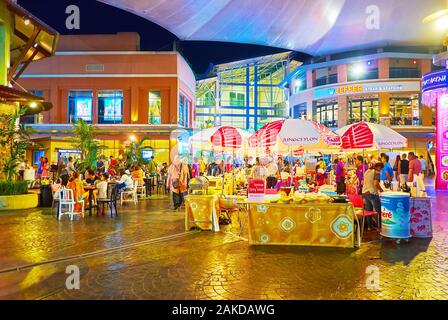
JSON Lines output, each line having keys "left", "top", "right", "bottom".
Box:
{"left": 390, "top": 117, "right": 421, "bottom": 126}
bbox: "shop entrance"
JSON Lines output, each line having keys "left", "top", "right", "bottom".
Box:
{"left": 348, "top": 95, "right": 379, "bottom": 124}
{"left": 57, "top": 149, "right": 82, "bottom": 163}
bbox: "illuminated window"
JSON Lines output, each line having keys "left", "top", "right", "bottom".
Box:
{"left": 314, "top": 100, "right": 338, "bottom": 128}
{"left": 98, "top": 90, "right": 123, "bottom": 124}
{"left": 178, "top": 94, "right": 190, "bottom": 127}
{"left": 148, "top": 91, "right": 161, "bottom": 124}
{"left": 68, "top": 90, "right": 93, "bottom": 123}
{"left": 389, "top": 95, "right": 420, "bottom": 126}
{"left": 348, "top": 97, "right": 379, "bottom": 124}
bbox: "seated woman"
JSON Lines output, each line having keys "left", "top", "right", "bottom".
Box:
{"left": 67, "top": 172, "right": 89, "bottom": 212}
{"left": 275, "top": 172, "right": 292, "bottom": 192}
{"left": 315, "top": 165, "right": 328, "bottom": 187}
{"left": 131, "top": 165, "right": 144, "bottom": 186}
{"left": 51, "top": 178, "right": 62, "bottom": 200}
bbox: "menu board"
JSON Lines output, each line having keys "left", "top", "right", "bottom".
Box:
{"left": 437, "top": 95, "right": 448, "bottom": 190}
{"left": 248, "top": 178, "right": 265, "bottom": 202}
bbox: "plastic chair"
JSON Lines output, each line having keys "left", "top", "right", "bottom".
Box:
{"left": 58, "top": 188, "right": 84, "bottom": 221}
{"left": 136, "top": 180, "right": 146, "bottom": 199}
{"left": 120, "top": 180, "right": 138, "bottom": 205}
{"left": 97, "top": 184, "right": 119, "bottom": 217}
{"left": 348, "top": 194, "right": 377, "bottom": 239}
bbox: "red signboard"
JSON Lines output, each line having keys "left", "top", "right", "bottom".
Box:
{"left": 248, "top": 178, "right": 266, "bottom": 194}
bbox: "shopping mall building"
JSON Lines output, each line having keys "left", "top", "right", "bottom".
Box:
{"left": 283, "top": 47, "right": 444, "bottom": 156}
{"left": 196, "top": 52, "right": 300, "bottom": 131}
{"left": 16, "top": 32, "right": 196, "bottom": 164}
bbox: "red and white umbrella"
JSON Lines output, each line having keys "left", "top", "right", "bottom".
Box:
{"left": 190, "top": 126, "right": 250, "bottom": 150}
{"left": 336, "top": 122, "right": 407, "bottom": 149}
{"left": 248, "top": 119, "right": 341, "bottom": 150}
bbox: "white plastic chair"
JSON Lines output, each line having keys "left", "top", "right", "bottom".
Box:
{"left": 120, "top": 180, "right": 138, "bottom": 205}
{"left": 58, "top": 187, "right": 84, "bottom": 221}
{"left": 136, "top": 180, "right": 146, "bottom": 199}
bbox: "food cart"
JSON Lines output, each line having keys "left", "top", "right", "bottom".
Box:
{"left": 246, "top": 201, "right": 358, "bottom": 248}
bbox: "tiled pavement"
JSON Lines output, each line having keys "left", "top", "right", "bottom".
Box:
{"left": 1, "top": 188, "right": 448, "bottom": 300}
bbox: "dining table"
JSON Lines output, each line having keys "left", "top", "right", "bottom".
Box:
{"left": 84, "top": 185, "right": 97, "bottom": 217}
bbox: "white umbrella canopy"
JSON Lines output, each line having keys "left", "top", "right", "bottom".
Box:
{"left": 248, "top": 119, "right": 341, "bottom": 152}
{"left": 189, "top": 126, "right": 251, "bottom": 153}
{"left": 336, "top": 122, "right": 407, "bottom": 150}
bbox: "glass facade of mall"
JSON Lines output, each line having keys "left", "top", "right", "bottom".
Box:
{"left": 196, "top": 52, "right": 300, "bottom": 131}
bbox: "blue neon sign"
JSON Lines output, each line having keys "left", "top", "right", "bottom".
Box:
{"left": 422, "top": 70, "right": 448, "bottom": 92}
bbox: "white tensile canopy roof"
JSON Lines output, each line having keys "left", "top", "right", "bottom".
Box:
{"left": 98, "top": 0, "right": 446, "bottom": 55}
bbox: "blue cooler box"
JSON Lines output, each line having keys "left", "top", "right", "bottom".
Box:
{"left": 380, "top": 192, "right": 411, "bottom": 239}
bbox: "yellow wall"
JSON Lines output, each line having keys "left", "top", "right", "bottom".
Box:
{"left": 0, "top": 1, "right": 12, "bottom": 86}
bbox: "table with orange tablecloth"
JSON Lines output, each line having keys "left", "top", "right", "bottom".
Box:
{"left": 246, "top": 202, "right": 359, "bottom": 248}
{"left": 185, "top": 195, "right": 220, "bottom": 232}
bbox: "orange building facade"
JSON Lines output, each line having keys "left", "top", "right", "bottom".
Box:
{"left": 16, "top": 33, "right": 196, "bottom": 165}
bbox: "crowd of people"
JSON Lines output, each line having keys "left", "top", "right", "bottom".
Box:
{"left": 20, "top": 155, "right": 170, "bottom": 215}
{"left": 16, "top": 150, "right": 429, "bottom": 217}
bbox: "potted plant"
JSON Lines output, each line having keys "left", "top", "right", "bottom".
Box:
{"left": 67, "top": 119, "right": 103, "bottom": 173}
{"left": 0, "top": 107, "right": 39, "bottom": 210}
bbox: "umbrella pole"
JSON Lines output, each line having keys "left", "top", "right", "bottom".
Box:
{"left": 290, "top": 146, "right": 293, "bottom": 188}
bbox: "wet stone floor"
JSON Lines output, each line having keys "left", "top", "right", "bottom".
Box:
{"left": 0, "top": 189, "right": 448, "bottom": 300}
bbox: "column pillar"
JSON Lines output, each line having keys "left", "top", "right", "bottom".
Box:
{"left": 420, "top": 59, "right": 432, "bottom": 76}
{"left": 337, "top": 64, "right": 347, "bottom": 83}
{"left": 337, "top": 95, "right": 347, "bottom": 128}
{"left": 306, "top": 69, "right": 315, "bottom": 89}
{"left": 378, "top": 58, "right": 390, "bottom": 79}
{"left": 130, "top": 86, "right": 139, "bottom": 124}
{"left": 379, "top": 92, "right": 390, "bottom": 126}
{"left": 0, "top": 4, "right": 12, "bottom": 86}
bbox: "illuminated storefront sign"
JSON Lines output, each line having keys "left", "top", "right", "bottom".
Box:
{"left": 437, "top": 95, "right": 448, "bottom": 190}
{"left": 314, "top": 81, "right": 420, "bottom": 99}
{"left": 422, "top": 70, "right": 448, "bottom": 92}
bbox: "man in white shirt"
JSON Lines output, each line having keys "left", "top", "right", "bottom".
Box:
{"left": 119, "top": 169, "right": 133, "bottom": 189}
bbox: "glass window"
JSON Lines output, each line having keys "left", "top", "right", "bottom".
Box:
{"left": 68, "top": 90, "right": 93, "bottom": 123}
{"left": 98, "top": 90, "right": 123, "bottom": 124}
{"left": 292, "top": 103, "right": 307, "bottom": 119}
{"left": 349, "top": 97, "right": 379, "bottom": 123}
{"left": 390, "top": 95, "right": 420, "bottom": 126}
{"left": 314, "top": 100, "right": 338, "bottom": 128}
{"left": 178, "top": 94, "right": 190, "bottom": 127}
{"left": 229, "top": 92, "right": 245, "bottom": 106}
{"left": 148, "top": 91, "right": 162, "bottom": 124}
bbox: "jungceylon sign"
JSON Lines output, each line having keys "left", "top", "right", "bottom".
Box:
{"left": 280, "top": 136, "right": 319, "bottom": 145}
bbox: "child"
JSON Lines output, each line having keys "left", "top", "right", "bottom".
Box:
{"left": 96, "top": 173, "right": 109, "bottom": 216}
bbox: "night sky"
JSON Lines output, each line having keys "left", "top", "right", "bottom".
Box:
{"left": 17, "top": 0, "right": 309, "bottom": 76}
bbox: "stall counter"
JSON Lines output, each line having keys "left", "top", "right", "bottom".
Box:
{"left": 185, "top": 195, "right": 220, "bottom": 232}
{"left": 246, "top": 202, "right": 358, "bottom": 248}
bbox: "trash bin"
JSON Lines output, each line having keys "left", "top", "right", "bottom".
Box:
{"left": 40, "top": 184, "right": 53, "bottom": 207}
{"left": 380, "top": 192, "right": 411, "bottom": 239}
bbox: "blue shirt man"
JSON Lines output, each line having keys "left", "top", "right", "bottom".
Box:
{"left": 380, "top": 155, "right": 394, "bottom": 181}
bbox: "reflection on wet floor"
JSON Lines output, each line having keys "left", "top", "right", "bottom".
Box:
{"left": 0, "top": 190, "right": 448, "bottom": 300}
